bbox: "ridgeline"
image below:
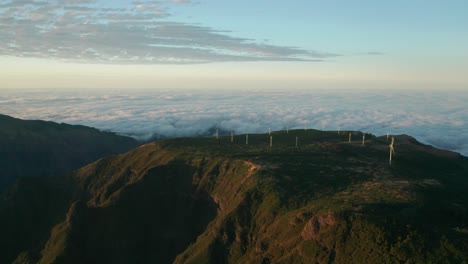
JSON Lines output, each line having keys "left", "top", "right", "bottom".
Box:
{"left": 1, "top": 129, "right": 467, "bottom": 263}
{"left": 0, "top": 114, "right": 140, "bottom": 193}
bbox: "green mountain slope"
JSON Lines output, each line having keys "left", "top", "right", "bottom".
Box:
{"left": 2, "top": 129, "right": 467, "bottom": 263}
{"left": 0, "top": 114, "right": 139, "bottom": 192}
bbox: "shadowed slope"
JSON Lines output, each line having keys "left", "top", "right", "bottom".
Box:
{"left": 0, "top": 114, "right": 139, "bottom": 192}
{"left": 2, "top": 129, "right": 467, "bottom": 263}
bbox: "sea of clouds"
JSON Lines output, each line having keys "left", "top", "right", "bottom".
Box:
{"left": 0, "top": 88, "right": 467, "bottom": 156}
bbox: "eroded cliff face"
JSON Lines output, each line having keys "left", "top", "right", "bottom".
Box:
{"left": 301, "top": 212, "right": 337, "bottom": 241}
{"left": 33, "top": 146, "right": 253, "bottom": 263}
{"left": 3, "top": 131, "right": 468, "bottom": 264}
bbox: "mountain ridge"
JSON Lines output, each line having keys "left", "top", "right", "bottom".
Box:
{"left": 1, "top": 129, "right": 467, "bottom": 263}
{"left": 0, "top": 113, "right": 140, "bottom": 193}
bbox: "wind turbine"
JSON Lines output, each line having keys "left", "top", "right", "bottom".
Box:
{"left": 349, "top": 132, "right": 352, "bottom": 143}
{"left": 286, "top": 126, "right": 289, "bottom": 134}
{"left": 216, "top": 129, "right": 219, "bottom": 139}
{"left": 389, "top": 137, "right": 395, "bottom": 165}
{"left": 362, "top": 132, "right": 366, "bottom": 146}
{"left": 246, "top": 134, "right": 249, "bottom": 145}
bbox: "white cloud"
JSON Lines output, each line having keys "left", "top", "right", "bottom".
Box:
{"left": 0, "top": 0, "right": 335, "bottom": 64}
{"left": 1, "top": 89, "right": 467, "bottom": 156}
{"left": 168, "top": 0, "right": 191, "bottom": 4}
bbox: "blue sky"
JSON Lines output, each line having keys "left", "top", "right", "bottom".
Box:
{"left": 1, "top": 0, "right": 467, "bottom": 89}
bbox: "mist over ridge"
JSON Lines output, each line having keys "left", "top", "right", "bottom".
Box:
{"left": 1, "top": 88, "right": 466, "bottom": 156}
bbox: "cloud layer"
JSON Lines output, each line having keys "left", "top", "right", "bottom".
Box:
{"left": 1, "top": 89, "right": 467, "bottom": 156}
{"left": 0, "top": 0, "right": 335, "bottom": 64}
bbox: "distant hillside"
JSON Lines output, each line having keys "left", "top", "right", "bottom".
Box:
{"left": 0, "top": 114, "right": 140, "bottom": 192}
{"left": 1, "top": 129, "right": 467, "bottom": 263}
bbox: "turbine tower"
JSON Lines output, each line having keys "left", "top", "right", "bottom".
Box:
{"left": 349, "top": 132, "right": 352, "bottom": 143}
{"left": 362, "top": 133, "right": 366, "bottom": 146}
{"left": 270, "top": 136, "right": 273, "bottom": 147}
{"left": 216, "top": 129, "right": 219, "bottom": 139}
{"left": 246, "top": 134, "right": 249, "bottom": 145}
{"left": 389, "top": 137, "right": 395, "bottom": 165}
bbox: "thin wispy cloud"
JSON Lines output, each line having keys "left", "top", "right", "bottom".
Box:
{"left": 167, "top": 0, "right": 192, "bottom": 4}
{"left": 0, "top": 0, "right": 335, "bottom": 64}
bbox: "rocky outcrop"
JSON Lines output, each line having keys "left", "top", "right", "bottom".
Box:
{"left": 301, "top": 212, "right": 337, "bottom": 241}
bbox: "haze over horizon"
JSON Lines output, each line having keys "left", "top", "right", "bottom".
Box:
{"left": 0, "top": 1, "right": 467, "bottom": 154}
{"left": 1, "top": 88, "right": 467, "bottom": 157}
{"left": 1, "top": 0, "right": 467, "bottom": 90}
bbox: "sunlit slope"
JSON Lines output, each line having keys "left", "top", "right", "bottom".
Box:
{"left": 3, "top": 129, "right": 467, "bottom": 263}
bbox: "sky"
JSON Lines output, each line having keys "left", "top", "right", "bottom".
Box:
{"left": 1, "top": 0, "right": 467, "bottom": 90}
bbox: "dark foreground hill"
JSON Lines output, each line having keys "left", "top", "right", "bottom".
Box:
{"left": 0, "top": 114, "right": 139, "bottom": 192}
{"left": 1, "top": 129, "right": 467, "bottom": 263}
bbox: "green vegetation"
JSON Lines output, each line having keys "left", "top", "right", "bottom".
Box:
{"left": 0, "top": 114, "right": 139, "bottom": 192}
{"left": 1, "top": 128, "right": 467, "bottom": 263}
